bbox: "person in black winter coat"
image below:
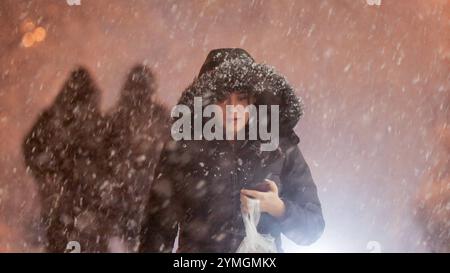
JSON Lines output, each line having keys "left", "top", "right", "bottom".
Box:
{"left": 140, "top": 48, "right": 324, "bottom": 253}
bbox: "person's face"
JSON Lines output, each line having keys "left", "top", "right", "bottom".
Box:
{"left": 217, "top": 92, "right": 254, "bottom": 135}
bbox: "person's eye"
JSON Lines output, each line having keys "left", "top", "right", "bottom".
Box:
{"left": 238, "top": 95, "right": 248, "bottom": 101}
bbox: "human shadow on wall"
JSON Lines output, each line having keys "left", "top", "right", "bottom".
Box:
{"left": 22, "top": 65, "right": 170, "bottom": 252}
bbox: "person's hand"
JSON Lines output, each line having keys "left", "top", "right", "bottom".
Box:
{"left": 240, "top": 179, "right": 286, "bottom": 219}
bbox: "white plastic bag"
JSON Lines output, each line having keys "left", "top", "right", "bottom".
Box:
{"left": 236, "top": 198, "right": 277, "bottom": 253}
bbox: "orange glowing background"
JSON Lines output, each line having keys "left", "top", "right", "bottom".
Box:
{"left": 0, "top": 0, "right": 448, "bottom": 252}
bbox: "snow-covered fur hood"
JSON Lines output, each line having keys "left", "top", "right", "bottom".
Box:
{"left": 177, "top": 48, "right": 304, "bottom": 135}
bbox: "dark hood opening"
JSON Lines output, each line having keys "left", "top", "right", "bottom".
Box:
{"left": 176, "top": 48, "right": 304, "bottom": 146}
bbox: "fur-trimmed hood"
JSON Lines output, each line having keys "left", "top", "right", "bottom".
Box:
{"left": 176, "top": 48, "right": 304, "bottom": 139}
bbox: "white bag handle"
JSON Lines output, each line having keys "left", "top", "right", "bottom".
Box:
{"left": 242, "top": 198, "right": 261, "bottom": 247}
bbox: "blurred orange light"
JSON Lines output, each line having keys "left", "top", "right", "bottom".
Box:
{"left": 20, "top": 19, "right": 35, "bottom": 33}
{"left": 33, "top": 27, "right": 47, "bottom": 42}
{"left": 21, "top": 32, "right": 35, "bottom": 48}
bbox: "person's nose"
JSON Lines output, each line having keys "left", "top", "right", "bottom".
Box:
{"left": 229, "top": 95, "right": 239, "bottom": 107}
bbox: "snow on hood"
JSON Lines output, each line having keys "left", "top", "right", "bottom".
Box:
{"left": 177, "top": 52, "right": 304, "bottom": 133}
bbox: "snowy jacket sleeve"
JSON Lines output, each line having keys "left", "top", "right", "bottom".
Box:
{"left": 278, "top": 145, "right": 325, "bottom": 245}
{"left": 139, "top": 141, "right": 183, "bottom": 253}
